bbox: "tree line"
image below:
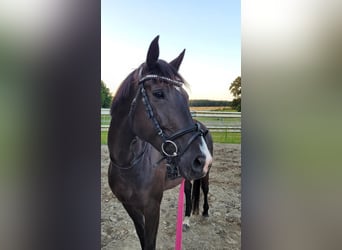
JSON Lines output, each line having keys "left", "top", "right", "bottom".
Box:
{"left": 101, "top": 80, "right": 113, "bottom": 108}
{"left": 101, "top": 76, "right": 241, "bottom": 111}
{"left": 189, "top": 100, "right": 231, "bottom": 107}
{"left": 229, "top": 76, "right": 241, "bottom": 112}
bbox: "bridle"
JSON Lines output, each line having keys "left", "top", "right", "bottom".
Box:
{"left": 129, "top": 74, "right": 208, "bottom": 165}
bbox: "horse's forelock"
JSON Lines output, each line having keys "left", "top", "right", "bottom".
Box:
{"left": 141, "top": 60, "right": 190, "bottom": 89}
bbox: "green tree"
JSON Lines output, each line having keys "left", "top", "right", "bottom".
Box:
{"left": 101, "top": 80, "right": 113, "bottom": 108}
{"left": 229, "top": 76, "right": 241, "bottom": 111}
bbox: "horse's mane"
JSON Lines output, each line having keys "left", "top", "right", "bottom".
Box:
{"left": 110, "top": 69, "right": 138, "bottom": 115}
{"left": 110, "top": 60, "right": 189, "bottom": 115}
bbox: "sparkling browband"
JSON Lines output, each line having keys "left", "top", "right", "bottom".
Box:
{"left": 139, "top": 74, "right": 184, "bottom": 87}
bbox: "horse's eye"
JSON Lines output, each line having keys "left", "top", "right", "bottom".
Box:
{"left": 152, "top": 90, "right": 165, "bottom": 99}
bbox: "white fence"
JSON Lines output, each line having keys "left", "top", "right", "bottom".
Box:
{"left": 101, "top": 108, "right": 241, "bottom": 133}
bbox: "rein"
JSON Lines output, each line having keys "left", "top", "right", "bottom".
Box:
{"left": 110, "top": 141, "right": 147, "bottom": 170}
{"left": 175, "top": 178, "right": 185, "bottom": 250}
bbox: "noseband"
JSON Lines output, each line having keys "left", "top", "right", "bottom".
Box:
{"left": 129, "top": 74, "right": 208, "bottom": 163}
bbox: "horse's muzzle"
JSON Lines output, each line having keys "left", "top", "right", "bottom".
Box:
{"left": 180, "top": 137, "right": 212, "bottom": 180}
{"left": 192, "top": 153, "right": 212, "bottom": 178}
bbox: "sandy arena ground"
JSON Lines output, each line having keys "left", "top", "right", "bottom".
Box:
{"left": 101, "top": 143, "right": 241, "bottom": 250}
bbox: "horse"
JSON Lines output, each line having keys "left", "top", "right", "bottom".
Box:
{"left": 107, "top": 36, "right": 213, "bottom": 250}
{"left": 183, "top": 130, "right": 213, "bottom": 231}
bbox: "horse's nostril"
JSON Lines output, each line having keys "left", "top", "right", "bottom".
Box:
{"left": 192, "top": 156, "right": 205, "bottom": 171}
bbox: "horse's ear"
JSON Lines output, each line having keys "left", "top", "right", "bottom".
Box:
{"left": 146, "top": 35, "right": 160, "bottom": 69}
{"left": 169, "top": 49, "right": 185, "bottom": 71}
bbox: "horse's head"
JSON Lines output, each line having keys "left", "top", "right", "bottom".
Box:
{"left": 129, "top": 36, "right": 212, "bottom": 180}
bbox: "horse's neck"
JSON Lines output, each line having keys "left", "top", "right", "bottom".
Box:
{"left": 109, "top": 107, "right": 136, "bottom": 166}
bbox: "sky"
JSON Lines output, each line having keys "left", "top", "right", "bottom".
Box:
{"left": 101, "top": 0, "right": 240, "bottom": 101}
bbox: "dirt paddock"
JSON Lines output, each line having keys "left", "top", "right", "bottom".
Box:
{"left": 101, "top": 143, "right": 241, "bottom": 250}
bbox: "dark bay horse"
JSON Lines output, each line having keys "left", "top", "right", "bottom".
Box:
{"left": 107, "top": 36, "right": 213, "bottom": 249}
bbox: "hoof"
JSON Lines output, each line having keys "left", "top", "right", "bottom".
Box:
{"left": 182, "top": 224, "right": 190, "bottom": 232}
{"left": 202, "top": 213, "right": 209, "bottom": 218}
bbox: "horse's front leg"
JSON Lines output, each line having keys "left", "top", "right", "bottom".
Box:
{"left": 143, "top": 200, "right": 161, "bottom": 250}
{"left": 183, "top": 180, "right": 192, "bottom": 231}
{"left": 122, "top": 203, "right": 145, "bottom": 248}
{"left": 201, "top": 173, "right": 210, "bottom": 217}
{"left": 192, "top": 179, "right": 201, "bottom": 215}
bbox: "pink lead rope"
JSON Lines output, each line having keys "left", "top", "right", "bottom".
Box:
{"left": 175, "top": 178, "right": 185, "bottom": 250}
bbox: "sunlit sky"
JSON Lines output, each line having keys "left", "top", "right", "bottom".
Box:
{"left": 101, "top": 0, "right": 240, "bottom": 101}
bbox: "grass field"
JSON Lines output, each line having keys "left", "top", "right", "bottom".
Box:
{"left": 210, "top": 131, "right": 241, "bottom": 144}
{"left": 190, "top": 106, "right": 236, "bottom": 112}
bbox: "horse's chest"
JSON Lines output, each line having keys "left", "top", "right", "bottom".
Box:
{"left": 110, "top": 168, "right": 161, "bottom": 204}
{"left": 164, "top": 177, "right": 183, "bottom": 190}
